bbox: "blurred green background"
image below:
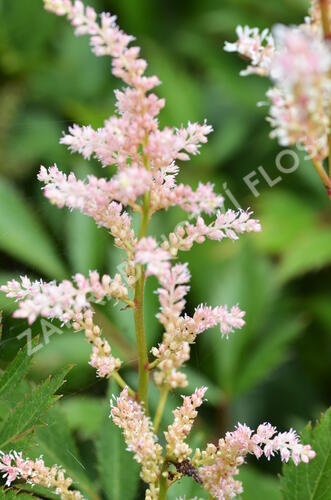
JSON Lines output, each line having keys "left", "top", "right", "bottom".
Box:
{"left": 0, "top": 0, "right": 330, "bottom": 498}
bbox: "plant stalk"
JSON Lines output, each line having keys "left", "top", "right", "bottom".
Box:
{"left": 158, "top": 463, "right": 169, "bottom": 500}
{"left": 153, "top": 386, "right": 169, "bottom": 433}
{"left": 134, "top": 190, "right": 151, "bottom": 411}
{"left": 112, "top": 371, "right": 135, "bottom": 397}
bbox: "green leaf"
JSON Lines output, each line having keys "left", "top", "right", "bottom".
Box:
{"left": 0, "top": 177, "right": 67, "bottom": 280}
{"left": 0, "top": 339, "right": 37, "bottom": 399}
{"left": 96, "top": 380, "right": 140, "bottom": 500}
{"left": 234, "top": 318, "right": 302, "bottom": 395}
{"left": 278, "top": 228, "right": 331, "bottom": 283}
{"left": 167, "top": 476, "right": 207, "bottom": 499}
{"left": 256, "top": 191, "right": 316, "bottom": 255}
{"left": 0, "top": 365, "right": 71, "bottom": 449}
{"left": 61, "top": 396, "right": 106, "bottom": 437}
{"left": 239, "top": 466, "right": 281, "bottom": 500}
{"left": 0, "top": 489, "right": 37, "bottom": 499}
{"left": 30, "top": 406, "right": 96, "bottom": 500}
{"left": 281, "top": 408, "right": 331, "bottom": 500}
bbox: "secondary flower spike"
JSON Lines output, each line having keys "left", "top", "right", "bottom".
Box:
{"left": 193, "top": 422, "right": 316, "bottom": 499}
{"left": 0, "top": 451, "right": 83, "bottom": 499}
{"left": 225, "top": 1, "right": 331, "bottom": 193}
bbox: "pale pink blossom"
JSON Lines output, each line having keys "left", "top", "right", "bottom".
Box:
{"left": 135, "top": 237, "right": 172, "bottom": 279}
{"left": 194, "top": 422, "right": 316, "bottom": 499}
{"left": 151, "top": 263, "right": 245, "bottom": 388}
{"left": 224, "top": 25, "right": 275, "bottom": 76}
{"left": 39, "top": 163, "right": 152, "bottom": 209}
{"left": 111, "top": 387, "right": 163, "bottom": 487}
{"left": 226, "top": 17, "right": 331, "bottom": 161}
{"left": 1, "top": 271, "right": 129, "bottom": 325}
{"left": 39, "top": 165, "right": 136, "bottom": 251}
{"left": 78, "top": 309, "right": 122, "bottom": 378}
{"left": 267, "top": 25, "right": 331, "bottom": 159}
{"left": 191, "top": 304, "right": 246, "bottom": 337}
{"left": 151, "top": 167, "right": 224, "bottom": 216}
{"left": 44, "top": 0, "right": 158, "bottom": 92}
{"left": 1, "top": 273, "right": 126, "bottom": 378}
{"left": 165, "top": 387, "right": 207, "bottom": 461}
{"left": 162, "top": 210, "right": 261, "bottom": 256}
{"left": 144, "top": 121, "right": 213, "bottom": 168}
{"left": 271, "top": 25, "right": 331, "bottom": 85}
{"left": 0, "top": 450, "right": 83, "bottom": 499}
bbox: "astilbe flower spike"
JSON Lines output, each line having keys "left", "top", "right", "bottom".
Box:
{"left": 193, "top": 423, "right": 316, "bottom": 499}
{"left": 0, "top": 0, "right": 316, "bottom": 498}
{"left": 0, "top": 451, "right": 83, "bottom": 499}
{"left": 224, "top": 0, "right": 331, "bottom": 195}
{"left": 110, "top": 387, "right": 164, "bottom": 500}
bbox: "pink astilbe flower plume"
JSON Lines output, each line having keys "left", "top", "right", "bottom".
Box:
{"left": 148, "top": 263, "right": 246, "bottom": 389}
{"left": 0, "top": 451, "right": 83, "bottom": 499}
{"left": 225, "top": 1, "right": 331, "bottom": 191}
{"left": 193, "top": 422, "right": 316, "bottom": 499}
{"left": 0, "top": 272, "right": 126, "bottom": 378}
{"left": 111, "top": 387, "right": 164, "bottom": 499}
{"left": 165, "top": 387, "right": 207, "bottom": 461}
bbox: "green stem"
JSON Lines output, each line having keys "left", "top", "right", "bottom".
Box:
{"left": 153, "top": 386, "right": 169, "bottom": 433}
{"left": 158, "top": 463, "right": 169, "bottom": 500}
{"left": 112, "top": 371, "right": 135, "bottom": 398}
{"left": 134, "top": 190, "right": 151, "bottom": 411}
{"left": 312, "top": 158, "right": 331, "bottom": 192}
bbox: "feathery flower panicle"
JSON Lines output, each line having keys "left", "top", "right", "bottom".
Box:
{"left": 111, "top": 387, "right": 163, "bottom": 494}
{"left": 38, "top": 165, "right": 137, "bottom": 252}
{"left": 150, "top": 170, "right": 224, "bottom": 216}
{"left": 162, "top": 210, "right": 261, "bottom": 256}
{"left": 39, "top": 164, "right": 152, "bottom": 209}
{"left": 0, "top": 451, "right": 83, "bottom": 499}
{"left": 225, "top": 5, "right": 331, "bottom": 163}
{"left": 1, "top": 271, "right": 129, "bottom": 324}
{"left": 150, "top": 264, "right": 246, "bottom": 389}
{"left": 135, "top": 237, "right": 172, "bottom": 279}
{"left": 165, "top": 387, "right": 207, "bottom": 461}
{"left": 193, "top": 422, "right": 316, "bottom": 499}
{"left": 0, "top": 272, "right": 125, "bottom": 378}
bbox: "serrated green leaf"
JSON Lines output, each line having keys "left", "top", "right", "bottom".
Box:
{"left": 96, "top": 380, "right": 139, "bottom": 500}
{"left": 0, "top": 339, "right": 38, "bottom": 400}
{"left": 0, "top": 366, "right": 71, "bottom": 449}
{"left": 0, "top": 177, "right": 67, "bottom": 280}
{"left": 281, "top": 408, "right": 331, "bottom": 500}
{"left": 29, "top": 406, "right": 96, "bottom": 500}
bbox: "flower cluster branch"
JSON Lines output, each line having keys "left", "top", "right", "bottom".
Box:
{"left": 224, "top": 1, "right": 331, "bottom": 195}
